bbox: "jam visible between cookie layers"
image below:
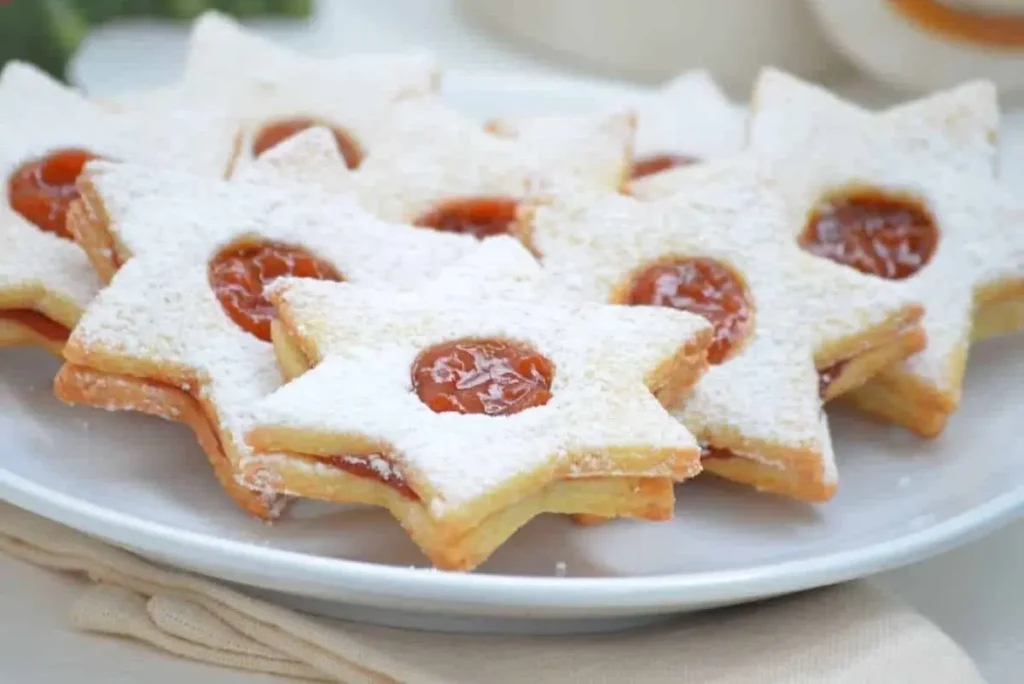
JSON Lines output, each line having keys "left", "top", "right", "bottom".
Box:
{"left": 414, "top": 197, "right": 521, "bottom": 240}
{"left": 817, "top": 359, "right": 848, "bottom": 398}
{"left": 0, "top": 309, "right": 70, "bottom": 342}
{"left": 252, "top": 118, "right": 363, "bottom": 169}
{"left": 209, "top": 242, "right": 342, "bottom": 342}
{"left": 8, "top": 148, "right": 101, "bottom": 239}
{"left": 325, "top": 455, "right": 419, "bottom": 501}
{"left": 412, "top": 338, "right": 554, "bottom": 416}
{"left": 630, "top": 153, "right": 699, "bottom": 180}
{"left": 626, "top": 258, "right": 752, "bottom": 364}
{"left": 700, "top": 445, "right": 736, "bottom": 461}
{"left": 801, "top": 190, "right": 938, "bottom": 281}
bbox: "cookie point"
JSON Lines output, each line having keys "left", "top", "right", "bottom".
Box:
{"left": 252, "top": 118, "right": 363, "bottom": 169}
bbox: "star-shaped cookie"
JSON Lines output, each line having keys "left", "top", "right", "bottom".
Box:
{"left": 748, "top": 69, "right": 1024, "bottom": 436}
{"left": 491, "top": 70, "right": 745, "bottom": 191}
{"left": 749, "top": 68, "right": 998, "bottom": 178}
{"left": 528, "top": 157, "right": 926, "bottom": 501}
{"left": 246, "top": 241, "right": 711, "bottom": 569}
{"left": 55, "top": 132, "right": 479, "bottom": 519}
{"left": 0, "top": 60, "right": 238, "bottom": 355}
{"left": 181, "top": 11, "right": 438, "bottom": 171}
{"left": 287, "top": 95, "right": 635, "bottom": 242}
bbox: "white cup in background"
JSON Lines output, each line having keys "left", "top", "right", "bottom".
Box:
{"left": 810, "top": 0, "right": 1024, "bottom": 94}
{"left": 458, "top": 0, "right": 842, "bottom": 96}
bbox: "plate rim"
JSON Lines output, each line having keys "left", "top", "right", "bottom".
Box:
{"left": 3, "top": 68, "right": 1023, "bottom": 617}
{"left": 2, "top": 466, "right": 1022, "bottom": 615}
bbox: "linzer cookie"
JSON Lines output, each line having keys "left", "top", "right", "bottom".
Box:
{"left": 246, "top": 247, "right": 712, "bottom": 570}
{"left": 54, "top": 134, "right": 478, "bottom": 519}
{"left": 181, "top": 11, "right": 438, "bottom": 172}
{"left": 491, "top": 70, "right": 745, "bottom": 192}
{"left": 0, "top": 61, "right": 237, "bottom": 355}
{"left": 749, "top": 69, "right": 1024, "bottom": 437}
{"left": 265, "top": 238, "right": 709, "bottom": 567}
{"left": 529, "top": 158, "right": 926, "bottom": 501}
{"left": 749, "top": 68, "right": 998, "bottom": 178}
{"left": 320, "top": 95, "right": 634, "bottom": 241}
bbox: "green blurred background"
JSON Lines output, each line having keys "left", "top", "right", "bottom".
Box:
{"left": 0, "top": 0, "right": 312, "bottom": 81}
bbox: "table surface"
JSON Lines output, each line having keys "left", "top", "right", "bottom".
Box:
{"left": 3, "top": 0, "right": 1022, "bottom": 681}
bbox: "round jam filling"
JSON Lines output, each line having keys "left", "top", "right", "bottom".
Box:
{"left": 8, "top": 148, "right": 100, "bottom": 239}
{"left": 630, "top": 153, "right": 700, "bottom": 180}
{"left": 252, "top": 118, "right": 363, "bottom": 169}
{"left": 412, "top": 338, "right": 554, "bottom": 416}
{"left": 800, "top": 190, "right": 938, "bottom": 281}
{"left": 413, "top": 197, "right": 520, "bottom": 240}
{"left": 626, "top": 258, "right": 752, "bottom": 365}
{"left": 209, "top": 241, "right": 342, "bottom": 342}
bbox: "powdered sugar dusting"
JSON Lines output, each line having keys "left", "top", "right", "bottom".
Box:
{"left": 492, "top": 70, "right": 745, "bottom": 192}
{"left": 532, "top": 157, "right": 924, "bottom": 487}
{"left": 181, "top": 11, "right": 438, "bottom": 173}
{"left": 67, "top": 149, "right": 480, "bottom": 495}
{"left": 750, "top": 69, "right": 1023, "bottom": 396}
{"left": 346, "top": 96, "right": 634, "bottom": 223}
{"left": 251, "top": 253, "right": 709, "bottom": 517}
{"left": 0, "top": 61, "right": 237, "bottom": 323}
{"left": 230, "top": 127, "right": 353, "bottom": 193}
{"left": 632, "top": 71, "right": 746, "bottom": 161}
{"left": 750, "top": 68, "right": 997, "bottom": 178}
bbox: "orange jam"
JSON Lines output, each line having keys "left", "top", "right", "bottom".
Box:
{"left": 252, "top": 118, "right": 363, "bottom": 169}
{"left": 326, "top": 455, "right": 418, "bottom": 501}
{"left": 412, "top": 338, "right": 554, "bottom": 415}
{"left": 209, "top": 242, "right": 342, "bottom": 341}
{"left": 414, "top": 197, "right": 521, "bottom": 240}
{"left": 0, "top": 309, "right": 70, "bottom": 342}
{"left": 801, "top": 190, "right": 938, "bottom": 280}
{"left": 626, "top": 258, "right": 752, "bottom": 364}
{"left": 8, "top": 148, "right": 101, "bottom": 239}
{"left": 630, "top": 153, "right": 699, "bottom": 180}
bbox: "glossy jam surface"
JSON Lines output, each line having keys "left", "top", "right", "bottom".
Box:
{"left": 414, "top": 197, "right": 520, "bottom": 240}
{"left": 627, "top": 258, "right": 752, "bottom": 364}
{"left": 252, "top": 118, "right": 362, "bottom": 168}
{"left": 209, "top": 242, "right": 342, "bottom": 342}
{"left": 801, "top": 190, "right": 938, "bottom": 281}
{"left": 630, "top": 153, "right": 699, "bottom": 180}
{"left": 8, "top": 148, "right": 100, "bottom": 239}
{"left": 326, "top": 455, "right": 418, "bottom": 501}
{"left": 412, "top": 338, "right": 554, "bottom": 416}
{"left": 0, "top": 309, "right": 70, "bottom": 342}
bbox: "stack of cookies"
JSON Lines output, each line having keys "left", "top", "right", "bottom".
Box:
{"left": 2, "top": 12, "right": 1021, "bottom": 571}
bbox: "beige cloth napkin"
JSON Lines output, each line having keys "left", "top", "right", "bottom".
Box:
{"left": 0, "top": 503, "right": 984, "bottom": 684}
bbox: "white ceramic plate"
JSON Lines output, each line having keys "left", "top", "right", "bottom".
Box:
{"left": 2, "top": 71, "right": 1023, "bottom": 631}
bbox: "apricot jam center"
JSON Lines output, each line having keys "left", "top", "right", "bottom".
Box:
{"left": 412, "top": 338, "right": 553, "bottom": 416}
{"left": 801, "top": 190, "right": 938, "bottom": 280}
{"left": 209, "top": 241, "right": 342, "bottom": 342}
{"left": 627, "top": 258, "right": 752, "bottom": 364}
{"left": 8, "top": 148, "right": 101, "bottom": 239}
